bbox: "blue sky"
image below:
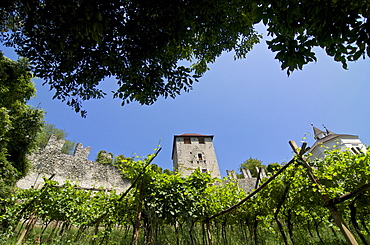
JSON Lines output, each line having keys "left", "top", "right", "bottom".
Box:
{"left": 2, "top": 26, "right": 370, "bottom": 177}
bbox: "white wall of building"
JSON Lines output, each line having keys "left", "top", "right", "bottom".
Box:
{"left": 310, "top": 134, "right": 366, "bottom": 160}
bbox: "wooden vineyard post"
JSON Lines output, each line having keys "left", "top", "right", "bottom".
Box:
{"left": 16, "top": 184, "right": 41, "bottom": 245}
{"left": 289, "top": 140, "right": 358, "bottom": 245}
{"left": 16, "top": 174, "right": 56, "bottom": 245}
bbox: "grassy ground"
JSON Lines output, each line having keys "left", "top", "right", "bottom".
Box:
{"left": 4, "top": 222, "right": 357, "bottom": 245}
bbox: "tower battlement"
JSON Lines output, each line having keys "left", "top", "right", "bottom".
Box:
{"left": 44, "top": 135, "right": 91, "bottom": 159}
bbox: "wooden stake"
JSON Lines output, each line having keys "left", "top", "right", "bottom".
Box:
{"left": 16, "top": 181, "right": 44, "bottom": 245}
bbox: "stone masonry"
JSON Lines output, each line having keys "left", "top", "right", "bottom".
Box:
{"left": 172, "top": 134, "right": 221, "bottom": 179}
{"left": 16, "top": 135, "right": 130, "bottom": 193}
{"left": 18, "top": 134, "right": 266, "bottom": 194}
{"left": 226, "top": 167, "right": 267, "bottom": 193}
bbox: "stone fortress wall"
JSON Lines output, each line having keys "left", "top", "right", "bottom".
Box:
{"left": 17, "top": 135, "right": 266, "bottom": 194}
{"left": 16, "top": 135, "right": 130, "bottom": 193}
{"left": 226, "top": 168, "right": 267, "bottom": 193}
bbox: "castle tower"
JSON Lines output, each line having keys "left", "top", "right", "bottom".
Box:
{"left": 172, "top": 133, "right": 221, "bottom": 178}
{"left": 309, "top": 125, "right": 366, "bottom": 159}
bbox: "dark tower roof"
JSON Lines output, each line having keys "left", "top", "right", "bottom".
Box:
{"left": 312, "top": 124, "right": 326, "bottom": 140}
{"left": 323, "top": 125, "right": 335, "bottom": 136}
{"left": 175, "top": 133, "right": 213, "bottom": 138}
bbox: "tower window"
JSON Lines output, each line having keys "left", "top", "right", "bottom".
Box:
{"left": 202, "top": 169, "right": 208, "bottom": 173}
{"left": 198, "top": 137, "right": 205, "bottom": 144}
{"left": 198, "top": 153, "right": 203, "bottom": 160}
{"left": 184, "top": 137, "right": 191, "bottom": 144}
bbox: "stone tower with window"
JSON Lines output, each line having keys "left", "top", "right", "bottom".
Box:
{"left": 172, "top": 133, "right": 221, "bottom": 178}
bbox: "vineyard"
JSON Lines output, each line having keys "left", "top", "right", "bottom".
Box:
{"left": 1, "top": 143, "right": 370, "bottom": 245}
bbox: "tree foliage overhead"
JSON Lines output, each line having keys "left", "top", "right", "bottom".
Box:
{"left": 0, "top": 0, "right": 259, "bottom": 115}
{"left": 1, "top": 1, "right": 369, "bottom": 115}
{"left": 254, "top": 0, "right": 370, "bottom": 74}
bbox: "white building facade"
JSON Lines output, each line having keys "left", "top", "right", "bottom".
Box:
{"left": 172, "top": 133, "right": 221, "bottom": 178}
{"left": 309, "top": 126, "right": 367, "bottom": 160}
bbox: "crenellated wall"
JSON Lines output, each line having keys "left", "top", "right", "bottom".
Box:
{"left": 16, "top": 135, "right": 130, "bottom": 193}
{"left": 226, "top": 167, "right": 267, "bottom": 193}
{"left": 17, "top": 134, "right": 266, "bottom": 194}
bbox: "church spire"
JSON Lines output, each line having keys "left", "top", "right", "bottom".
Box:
{"left": 323, "top": 125, "right": 335, "bottom": 136}
{"left": 311, "top": 123, "right": 326, "bottom": 140}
